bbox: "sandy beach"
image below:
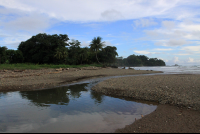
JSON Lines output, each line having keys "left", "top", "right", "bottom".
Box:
{"left": 0, "top": 67, "right": 200, "bottom": 133}
{"left": 0, "top": 67, "right": 161, "bottom": 92}
{"left": 92, "top": 74, "right": 200, "bottom": 133}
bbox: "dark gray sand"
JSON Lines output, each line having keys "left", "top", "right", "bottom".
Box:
{"left": 115, "top": 104, "right": 200, "bottom": 133}
{"left": 92, "top": 74, "right": 200, "bottom": 133}
{"left": 1, "top": 68, "right": 200, "bottom": 133}
{"left": 0, "top": 67, "right": 161, "bottom": 91}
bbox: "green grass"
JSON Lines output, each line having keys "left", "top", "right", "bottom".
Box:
{"left": 0, "top": 63, "right": 102, "bottom": 70}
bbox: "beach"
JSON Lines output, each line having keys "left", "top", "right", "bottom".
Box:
{"left": 92, "top": 74, "right": 200, "bottom": 133}
{"left": 0, "top": 67, "right": 200, "bottom": 133}
{"left": 0, "top": 67, "right": 161, "bottom": 92}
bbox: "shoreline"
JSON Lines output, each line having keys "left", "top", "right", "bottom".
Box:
{"left": 1, "top": 67, "right": 200, "bottom": 133}
{"left": 0, "top": 67, "right": 162, "bottom": 92}
{"left": 92, "top": 74, "right": 200, "bottom": 133}
{"left": 115, "top": 104, "right": 200, "bottom": 133}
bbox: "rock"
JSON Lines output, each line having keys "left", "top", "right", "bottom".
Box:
{"left": 160, "top": 100, "right": 167, "bottom": 104}
{"left": 56, "top": 68, "right": 62, "bottom": 71}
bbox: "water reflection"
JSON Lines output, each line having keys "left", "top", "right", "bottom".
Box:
{"left": 19, "top": 83, "right": 105, "bottom": 107}
{"left": 68, "top": 83, "right": 88, "bottom": 99}
{"left": 90, "top": 90, "right": 105, "bottom": 104}
{"left": 0, "top": 82, "right": 157, "bottom": 133}
{"left": 20, "top": 87, "right": 70, "bottom": 107}
{"left": 0, "top": 92, "right": 7, "bottom": 98}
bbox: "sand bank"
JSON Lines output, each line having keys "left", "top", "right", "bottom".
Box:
{"left": 92, "top": 74, "right": 200, "bottom": 133}
{"left": 0, "top": 67, "right": 161, "bottom": 92}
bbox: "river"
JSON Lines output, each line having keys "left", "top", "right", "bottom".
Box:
{"left": 2, "top": 65, "right": 198, "bottom": 133}
{"left": 0, "top": 74, "right": 158, "bottom": 133}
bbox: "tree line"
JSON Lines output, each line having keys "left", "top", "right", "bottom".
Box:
{"left": 0, "top": 33, "right": 165, "bottom": 66}
{"left": 115, "top": 55, "right": 165, "bottom": 66}
{"left": 0, "top": 33, "right": 118, "bottom": 65}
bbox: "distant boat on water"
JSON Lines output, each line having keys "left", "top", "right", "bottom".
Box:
{"left": 174, "top": 64, "right": 179, "bottom": 66}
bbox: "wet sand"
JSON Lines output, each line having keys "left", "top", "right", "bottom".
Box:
{"left": 0, "top": 67, "right": 161, "bottom": 92}
{"left": 115, "top": 104, "right": 200, "bottom": 133}
{"left": 92, "top": 74, "right": 200, "bottom": 133}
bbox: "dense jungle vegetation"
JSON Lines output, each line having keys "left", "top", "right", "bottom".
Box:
{"left": 0, "top": 33, "right": 165, "bottom": 67}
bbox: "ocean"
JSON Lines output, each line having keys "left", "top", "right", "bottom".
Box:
{"left": 123, "top": 65, "right": 200, "bottom": 74}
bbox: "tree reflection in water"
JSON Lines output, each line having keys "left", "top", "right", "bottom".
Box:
{"left": 0, "top": 92, "right": 6, "bottom": 97}
{"left": 90, "top": 90, "right": 104, "bottom": 104}
{"left": 68, "top": 83, "right": 88, "bottom": 99}
{"left": 20, "top": 86, "right": 70, "bottom": 107}
{"left": 19, "top": 83, "right": 105, "bottom": 107}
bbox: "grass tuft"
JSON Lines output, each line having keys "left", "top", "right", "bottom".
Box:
{"left": 0, "top": 63, "right": 102, "bottom": 70}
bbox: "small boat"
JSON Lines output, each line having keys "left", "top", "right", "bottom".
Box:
{"left": 174, "top": 64, "right": 178, "bottom": 66}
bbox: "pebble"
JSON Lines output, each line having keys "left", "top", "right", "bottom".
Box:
{"left": 92, "top": 74, "right": 200, "bottom": 111}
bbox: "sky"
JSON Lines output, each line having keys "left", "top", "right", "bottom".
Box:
{"left": 0, "top": 0, "right": 200, "bottom": 65}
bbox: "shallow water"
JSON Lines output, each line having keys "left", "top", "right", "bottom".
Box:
{"left": 126, "top": 65, "right": 200, "bottom": 74}
{"left": 0, "top": 75, "right": 157, "bottom": 133}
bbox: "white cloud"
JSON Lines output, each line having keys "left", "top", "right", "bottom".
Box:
{"left": 105, "top": 41, "right": 119, "bottom": 46}
{"left": 174, "top": 56, "right": 179, "bottom": 63}
{"left": 155, "top": 39, "right": 189, "bottom": 46}
{"left": 174, "top": 53, "right": 191, "bottom": 55}
{"left": 3, "top": 13, "right": 52, "bottom": 33}
{"left": 0, "top": 34, "right": 32, "bottom": 49}
{"left": 162, "top": 21, "right": 175, "bottom": 29}
{"left": 0, "top": 0, "right": 195, "bottom": 22}
{"left": 134, "top": 50, "right": 160, "bottom": 55}
{"left": 134, "top": 18, "right": 157, "bottom": 28}
{"left": 154, "top": 48, "right": 173, "bottom": 51}
{"left": 133, "top": 48, "right": 173, "bottom": 56}
{"left": 101, "top": 9, "right": 124, "bottom": 21}
{"left": 181, "top": 45, "right": 200, "bottom": 52}
{"left": 179, "top": 23, "right": 200, "bottom": 31}
{"left": 187, "top": 57, "right": 194, "bottom": 63}
{"left": 144, "top": 18, "right": 200, "bottom": 49}
{"left": 80, "top": 41, "right": 90, "bottom": 47}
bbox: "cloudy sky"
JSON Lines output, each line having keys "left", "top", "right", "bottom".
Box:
{"left": 0, "top": 0, "right": 200, "bottom": 65}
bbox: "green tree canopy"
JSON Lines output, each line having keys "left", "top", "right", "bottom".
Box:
{"left": 0, "top": 46, "right": 8, "bottom": 64}
{"left": 18, "top": 33, "right": 69, "bottom": 64}
{"left": 99, "top": 46, "right": 118, "bottom": 65}
{"left": 89, "top": 36, "right": 105, "bottom": 64}
{"left": 67, "top": 39, "right": 82, "bottom": 65}
{"left": 6, "top": 50, "right": 24, "bottom": 64}
{"left": 116, "top": 54, "right": 166, "bottom": 66}
{"left": 127, "top": 54, "right": 142, "bottom": 66}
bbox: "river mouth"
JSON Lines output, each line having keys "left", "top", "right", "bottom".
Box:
{"left": 0, "top": 74, "right": 158, "bottom": 133}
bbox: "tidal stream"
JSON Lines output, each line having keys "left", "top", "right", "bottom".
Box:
{"left": 0, "top": 74, "right": 160, "bottom": 133}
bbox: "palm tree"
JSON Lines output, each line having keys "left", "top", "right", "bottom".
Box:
{"left": 54, "top": 47, "right": 68, "bottom": 61}
{"left": 54, "top": 48, "right": 62, "bottom": 60}
{"left": 89, "top": 36, "right": 105, "bottom": 64}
